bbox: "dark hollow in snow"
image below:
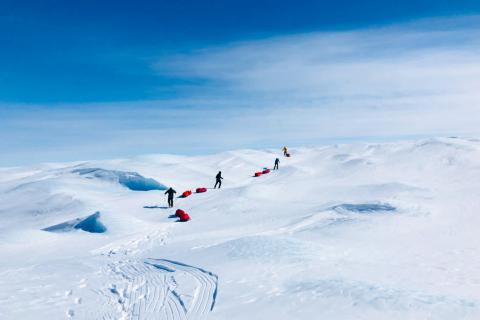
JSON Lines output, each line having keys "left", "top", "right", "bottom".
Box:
{"left": 72, "top": 168, "right": 167, "bottom": 191}
{"left": 332, "top": 203, "right": 396, "bottom": 214}
{"left": 42, "top": 212, "right": 107, "bottom": 233}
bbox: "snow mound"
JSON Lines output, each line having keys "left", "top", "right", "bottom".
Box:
{"left": 332, "top": 203, "right": 396, "bottom": 214}
{"left": 289, "top": 278, "right": 477, "bottom": 316}
{"left": 72, "top": 168, "right": 167, "bottom": 191}
{"left": 42, "top": 212, "right": 107, "bottom": 233}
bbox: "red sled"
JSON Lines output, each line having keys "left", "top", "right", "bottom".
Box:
{"left": 175, "top": 209, "right": 190, "bottom": 222}
{"left": 182, "top": 190, "right": 192, "bottom": 197}
{"left": 175, "top": 209, "right": 186, "bottom": 217}
{"left": 179, "top": 213, "right": 190, "bottom": 222}
{"left": 254, "top": 172, "right": 263, "bottom": 177}
{"left": 262, "top": 169, "right": 270, "bottom": 174}
{"left": 196, "top": 187, "right": 207, "bottom": 193}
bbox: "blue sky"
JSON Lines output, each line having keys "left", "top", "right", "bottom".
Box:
{"left": 2, "top": 0, "right": 480, "bottom": 103}
{"left": 2, "top": 1, "right": 480, "bottom": 166}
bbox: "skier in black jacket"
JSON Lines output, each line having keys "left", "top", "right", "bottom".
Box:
{"left": 165, "top": 187, "right": 177, "bottom": 208}
{"left": 214, "top": 171, "right": 223, "bottom": 189}
{"left": 274, "top": 158, "right": 280, "bottom": 170}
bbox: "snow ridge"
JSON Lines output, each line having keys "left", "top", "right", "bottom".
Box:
{"left": 42, "top": 212, "right": 107, "bottom": 233}
{"left": 73, "top": 168, "right": 167, "bottom": 191}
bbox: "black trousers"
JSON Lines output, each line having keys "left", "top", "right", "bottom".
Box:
{"left": 214, "top": 180, "right": 222, "bottom": 188}
{"left": 274, "top": 163, "right": 279, "bottom": 170}
{"left": 168, "top": 197, "right": 174, "bottom": 207}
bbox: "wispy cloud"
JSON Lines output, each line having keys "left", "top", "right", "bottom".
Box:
{"left": 155, "top": 16, "right": 480, "bottom": 107}
{"left": 2, "top": 16, "right": 480, "bottom": 166}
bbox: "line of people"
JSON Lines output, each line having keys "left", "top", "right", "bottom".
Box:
{"left": 164, "top": 147, "right": 289, "bottom": 208}
{"left": 164, "top": 171, "right": 223, "bottom": 208}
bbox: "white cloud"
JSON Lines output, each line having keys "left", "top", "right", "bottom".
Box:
{"left": 2, "top": 16, "right": 480, "bottom": 166}
{"left": 155, "top": 15, "right": 480, "bottom": 108}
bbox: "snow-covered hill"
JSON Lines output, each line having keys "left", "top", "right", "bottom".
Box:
{"left": 1, "top": 137, "right": 480, "bottom": 319}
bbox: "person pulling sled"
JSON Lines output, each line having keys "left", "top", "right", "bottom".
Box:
{"left": 165, "top": 187, "right": 177, "bottom": 208}
{"left": 214, "top": 171, "right": 223, "bottom": 189}
{"left": 274, "top": 158, "right": 280, "bottom": 170}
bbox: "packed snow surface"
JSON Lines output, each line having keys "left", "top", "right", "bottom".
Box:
{"left": 1, "top": 137, "right": 480, "bottom": 319}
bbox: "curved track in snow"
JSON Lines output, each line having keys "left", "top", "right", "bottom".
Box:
{"left": 100, "top": 258, "right": 218, "bottom": 320}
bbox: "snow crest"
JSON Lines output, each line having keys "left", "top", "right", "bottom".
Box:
{"left": 72, "top": 168, "right": 167, "bottom": 191}
{"left": 42, "top": 212, "right": 107, "bottom": 233}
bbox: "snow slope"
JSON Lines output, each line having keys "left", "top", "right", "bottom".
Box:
{"left": 1, "top": 137, "right": 480, "bottom": 319}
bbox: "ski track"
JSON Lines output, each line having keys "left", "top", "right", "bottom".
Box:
{"left": 97, "top": 258, "right": 217, "bottom": 320}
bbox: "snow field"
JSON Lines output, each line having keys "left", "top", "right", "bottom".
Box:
{"left": 1, "top": 138, "right": 480, "bottom": 319}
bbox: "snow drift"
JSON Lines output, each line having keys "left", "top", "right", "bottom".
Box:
{"left": 72, "top": 168, "right": 167, "bottom": 191}
{"left": 42, "top": 212, "right": 106, "bottom": 233}
{"left": 332, "top": 203, "right": 396, "bottom": 214}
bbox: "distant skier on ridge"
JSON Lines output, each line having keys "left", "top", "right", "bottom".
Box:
{"left": 214, "top": 171, "right": 223, "bottom": 189}
{"left": 282, "top": 146, "right": 289, "bottom": 157}
{"left": 274, "top": 158, "right": 280, "bottom": 170}
{"left": 165, "top": 187, "right": 177, "bottom": 208}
